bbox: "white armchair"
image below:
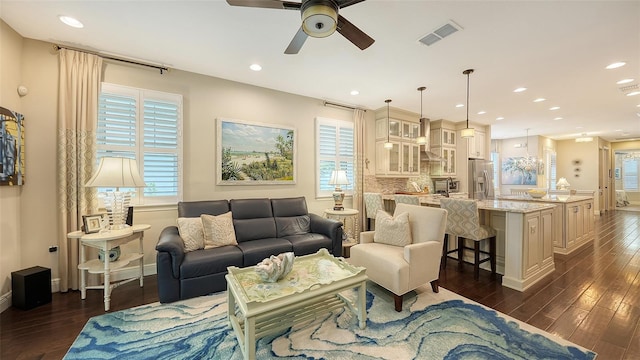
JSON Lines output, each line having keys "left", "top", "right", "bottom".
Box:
{"left": 350, "top": 203, "right": 447, "bottom": 312}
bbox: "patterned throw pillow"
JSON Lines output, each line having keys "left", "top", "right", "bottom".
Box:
{"left": 373, "top": 210, "right": 412, "bottom": 247}
{"left": 201, "top": 212, "right": 238, "bottom": 249}
{"left": 177, "top": 217, "right": 204, "bottom": 252}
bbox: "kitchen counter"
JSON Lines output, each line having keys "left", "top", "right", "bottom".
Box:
{"left": 497, "top": 194, "right": 594, "bottom": 203}
{"left": 382, "top": 194, "right": 556, "bottom": 213}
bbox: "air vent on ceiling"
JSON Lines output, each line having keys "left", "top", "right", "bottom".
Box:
{"left": 418, "top": 21, "right": 463, "bottom": 46}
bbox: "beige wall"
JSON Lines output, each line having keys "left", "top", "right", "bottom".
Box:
{"left": 0, "top": 23, "right": 377, "bottom": 308}
{"left": 0, "top": 20, "right": 24, "bottom": 308}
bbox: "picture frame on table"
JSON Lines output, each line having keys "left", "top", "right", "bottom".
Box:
{"left": 82, "top": 214, "right": 107, "bottom": 234}
{"left": 216, "top": 118, "right": 296, "bottom": 185}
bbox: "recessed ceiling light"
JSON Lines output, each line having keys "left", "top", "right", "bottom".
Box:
{"left": 549, "top": 106, "right": 560, "bottom": 110}
{"left": 576, "top": 126, "right": 583, "bottom": 129}
{"left": 513, "top": 87, "right": 527, "bottom": 93}
{"left": 606, "top": 62, "right": 626, "bottom": 69}
{"left": 477, "top": 111, "right": 486, "bottom": 115}
{"left": 533, "top": 98, "right": 546, "bottom": 102}
{"left": 59, "top": 15, "right": 84, "bottom": 28}
{"left": 496, "top": 117, "right": 504, "bottom": 121}
{"left": 617, "top": 78, "right": 634, "bottom": 85}
{"left": 626, "top": 91, "right": 640, "bottom": 96}
{"left": 249, "top": 64, "right": 262, "bottom": 71}
{"left": 554, "top": 117, "right": 563, "bottom": 121}
{"left": 350, "top": 90, "right": 359, "bottom": 95}
{"left": 455, "top": 104, "right": 464, "bottom": 108}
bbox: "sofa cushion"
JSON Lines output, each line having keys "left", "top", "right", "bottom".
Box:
{"left": 276, "top": 215, "right": 311, "bottom": 237}
{"left": 374, "top": 210, "right": 412, "bottom": 247}
{"left": 231, "top": 199, "right": 277, "bottom": 242}
{"left": 284, "top": 233, "right": 333, "bottom": 256}
{"left": 236, "top": 238, "right": 293, "bottom": 267}
{"left": 271, "top": 197, "right": 308, "bottom": 217}
{"left": 180, "top": 245, "right": 243, "bottom": 279}
{"left": 176, "top": 217, "right": 204, "bottom": 252}
{"left": 201, "top": 212, "right": 238, "bottom": 249}
{"left": 178, "top": 200, "right": 229, "bottom": 218}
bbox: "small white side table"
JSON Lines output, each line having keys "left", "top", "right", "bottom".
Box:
{"left": 324, "top": 208, "right": 360, "bottom": 257}
{"left": 67, "top": 224, "right": 150, "bottom": 311}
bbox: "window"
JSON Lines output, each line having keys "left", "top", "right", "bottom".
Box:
{"left": 97, "top": 83, "right": 183, "bottom": 205}
{"left": 491, "top": 152, "right": 499, "bottom": 193}
{"left": 316, "top": 117, "right": 354, "bottom": 198}
{"left": 623, "top": 158, "right": 639, "bottom": 191}
{"left": 546, "top": 151, "right": 557, "bottom": 190}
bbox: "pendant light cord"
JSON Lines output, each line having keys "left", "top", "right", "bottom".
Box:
{"left": 386, "top": 99, "right": 392, "bottom": 143}
{"left": 466, "top": 72, "right": 470, "bottom": 127}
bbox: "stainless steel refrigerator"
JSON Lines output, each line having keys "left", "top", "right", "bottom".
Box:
{"left": 468, "top": 159, "right": 495, "bottom": 200}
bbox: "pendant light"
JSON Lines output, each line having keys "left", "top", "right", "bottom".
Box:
{"left": 460, "top": 69, "right": 475, "bottom": 138}
{"left": 516, "top": 128, "right": 538, "bottom": 171}
{"left": 416, "top": 87, "right": 427, "bottom": 144}
{"left": 383, "top": 99, "right": 393, "bottom": 149}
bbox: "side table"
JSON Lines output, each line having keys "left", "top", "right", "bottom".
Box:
{"left": 67, "top": 224, "right": 150, "bottom": 311}
{"left": 324, "top": 208, "right": 359, "bottom": 257}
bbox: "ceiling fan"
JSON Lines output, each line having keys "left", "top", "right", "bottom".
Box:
{"left": 226, "top": 0, "right": 375, "bottom": 54}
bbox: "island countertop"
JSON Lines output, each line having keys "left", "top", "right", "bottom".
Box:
{"left": 496, "top": 194, "right": 594, "bottom": 203}
{"left": 382, "top": 195, "right": 556, "bottom": 213}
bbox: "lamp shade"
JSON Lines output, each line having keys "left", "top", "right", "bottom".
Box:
{"left": 328, "top": 170, "right": 349, "bottom": 186}
{"left": 85, "top": 157, "right": 146, "bottom": 188}
{"left": 556, "top": 177, "right": 571, "bottom": 190}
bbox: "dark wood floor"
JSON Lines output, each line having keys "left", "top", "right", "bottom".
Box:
{"left": 1, "top": 210, "right": 638, "bottom": 359}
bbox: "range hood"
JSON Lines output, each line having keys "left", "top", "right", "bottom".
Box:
{"left": 419, "top": 118, "right": 443, "bottom": 162}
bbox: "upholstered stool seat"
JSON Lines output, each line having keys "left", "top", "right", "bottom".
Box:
{"left": 363, "top": 192, "right": 386, "bottom": 230}
{"left": 439, "top": 198, "right": 497, "bottom": 280}
{"left": 394, "top": 194, "right": 420, "bottom": 205}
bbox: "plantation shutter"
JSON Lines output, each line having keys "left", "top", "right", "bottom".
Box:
{"left": 316, "top": 118, "right": 354, "bottom": 197}
{"left": 623, "top": 159, "right": 638, "bottom": 191}
{"left": 97, "top": 83, "right": 182, "bottom": 204}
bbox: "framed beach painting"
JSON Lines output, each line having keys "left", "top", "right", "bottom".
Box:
{"left": 216, "top": 118, "right": 296, "bottom": 185}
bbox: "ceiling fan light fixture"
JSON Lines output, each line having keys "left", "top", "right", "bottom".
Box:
{"left": 302, "top": 3, "right": 337, "bottom": 38}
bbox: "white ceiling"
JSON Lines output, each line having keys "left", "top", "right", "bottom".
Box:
{"left": 2, "top": 0, "right": 639, "bottom": 141}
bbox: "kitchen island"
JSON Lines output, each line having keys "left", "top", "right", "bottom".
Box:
{"left": 497, "top": 195, "right": 595, "bottom": 255}
{"left": 382, "top": 194, "right": 557, "bottom": 292}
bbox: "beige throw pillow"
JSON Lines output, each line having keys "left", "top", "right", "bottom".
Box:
{"left": 177, "top": 217, "right": 204, "bottom": 252}
{"left": 373, "top": 210, "right": 412, "bottom": 247}
{"left": 201, "top": 212, "right": 238, "bottom": 249}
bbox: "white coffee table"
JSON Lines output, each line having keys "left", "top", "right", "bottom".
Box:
{"left": 225, "top": 248, "right": 367, "bottom": 360}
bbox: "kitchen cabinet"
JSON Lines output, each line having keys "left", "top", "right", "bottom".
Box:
{"left": 375, "top": 141, "right": 401, "bottom": 176}
{"left": 466, "top": 130, "right": 486, "bottom": 159}
{"left": 523, "top": 209, "right": 554, "bottom": 279}
{"left": 401, "top": 142, "right": 420, "bottom": 175}
{"left": 430, "top": 128, "right": 456, "bottom": 147}
{"left": 402, "top": 122, "right": 420, "bottom": 141}
{"left": 430, "top": 147, "right": 456, "bottom": 176}
{"left": 375, "top": 118, "right": 402, "bottom": 140}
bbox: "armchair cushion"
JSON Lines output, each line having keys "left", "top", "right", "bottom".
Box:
{"left": 201, "top": 212, "right": 238, "bottom": 249}
{"left": 177, "top": 217, "right": 204, "bottom": 252}
{"left": 373, "top": 210, "right": 412, "bottom": 247}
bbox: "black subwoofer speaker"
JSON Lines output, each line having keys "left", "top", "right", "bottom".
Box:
{"left": 11, "top": 266, "right": 52, "bottom": 310}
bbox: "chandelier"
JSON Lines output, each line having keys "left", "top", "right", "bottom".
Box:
{"left": 516, "top": 129, "right": 538, "bottom": 171}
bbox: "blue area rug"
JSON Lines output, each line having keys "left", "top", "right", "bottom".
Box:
{"left": 65, "top": 284, "right": 596, "bottom": 359}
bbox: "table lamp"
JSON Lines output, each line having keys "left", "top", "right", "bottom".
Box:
{"left": 556, "top": 177, "right": 570, "bottom": 190}
{"left": 328, "top": 170, "right": 349, "bottom": 211}
{"left": 85, "top": 157, "right": 146, "bottom": 229}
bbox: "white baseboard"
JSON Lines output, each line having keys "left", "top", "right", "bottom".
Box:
{"left": 0, "top": 291, "right": 11, "bottom": 313}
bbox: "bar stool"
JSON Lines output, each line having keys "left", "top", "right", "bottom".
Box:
{"left": 363, "top": 193, "right": 385, "bottom": 230}
{"left": 439, "top": 198, "right": 496, "bottom": 280}
{"left": 394, "top": 194, "right": 420, "bottom": 205}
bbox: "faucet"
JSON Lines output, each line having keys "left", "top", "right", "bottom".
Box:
{"left": 445, "top": 177, "right": 453, "bottom": 197}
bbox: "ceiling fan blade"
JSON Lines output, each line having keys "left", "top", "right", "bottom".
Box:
{"left": 337, "top": 15, "right": 374, "bottom": 50}
{"left": 335, "top": 0, "right": 366, "bottom": 9}
{"left": 226, "top": 0, "right": 301, "bottom": 10}
{"left": 285, "top": 27, "right": 308, "bottom": 54}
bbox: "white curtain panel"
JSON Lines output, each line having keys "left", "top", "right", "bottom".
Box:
{"left": 57, "top": 49, "right": 103, "bottom": 291}
{"left": 353, "top": 108, "right": 366, "bottom": 241}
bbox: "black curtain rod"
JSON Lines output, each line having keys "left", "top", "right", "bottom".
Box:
{"left": 323, "top": 101, "right": 366, "bottom": 112}
{"left": 54, "top": 45, "right": 169, "bottom": 74}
